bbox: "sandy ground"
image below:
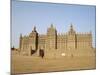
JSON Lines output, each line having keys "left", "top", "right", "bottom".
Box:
{"left": 11, "top": 55, "right": 96, "bottom": 74}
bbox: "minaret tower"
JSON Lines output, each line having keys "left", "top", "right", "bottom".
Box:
{"left": 29, "top": 26, "right": 38, "bottom": 50}
{"left": 67, "top": 24, "right": 77, "bottom": 49}
{"left": 46, "top": 24, "right": 57, "bottom": 50}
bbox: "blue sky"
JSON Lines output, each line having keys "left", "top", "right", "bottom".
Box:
{"left": 12, "top": 0, "right": 96, "bottom": 48}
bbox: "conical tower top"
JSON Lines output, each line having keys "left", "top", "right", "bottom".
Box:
{"left": 70, "top": 23, "right": 74, "bottom": 31}
{"left": 51, "top": 24, "right": 54, "bottom": 28}
{"left": 33, "top": 26, "right": 36, "bottom": 32}
{"left": 68, "top": 23, "right": 76, "bottom": 34}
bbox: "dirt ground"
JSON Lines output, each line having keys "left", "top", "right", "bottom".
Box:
{"left": 11, "top": 55, "right": 96, "bottom": 74}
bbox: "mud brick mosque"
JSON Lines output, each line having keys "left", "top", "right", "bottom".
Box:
{"left": 18, "top": 24, "right": 95, "bottom": 58}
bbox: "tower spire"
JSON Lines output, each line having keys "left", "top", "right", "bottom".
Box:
{"left": 70, "top": 23, "right": 74, "bottom": 31}
{"left": 33, "top": 26, "right": 36, "bottom": 32}
{"left": 68, "top": 23, "right": 75, "bottom": 34}
{"left": 51, "top": 23, "right": 53, "bottom": 28}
